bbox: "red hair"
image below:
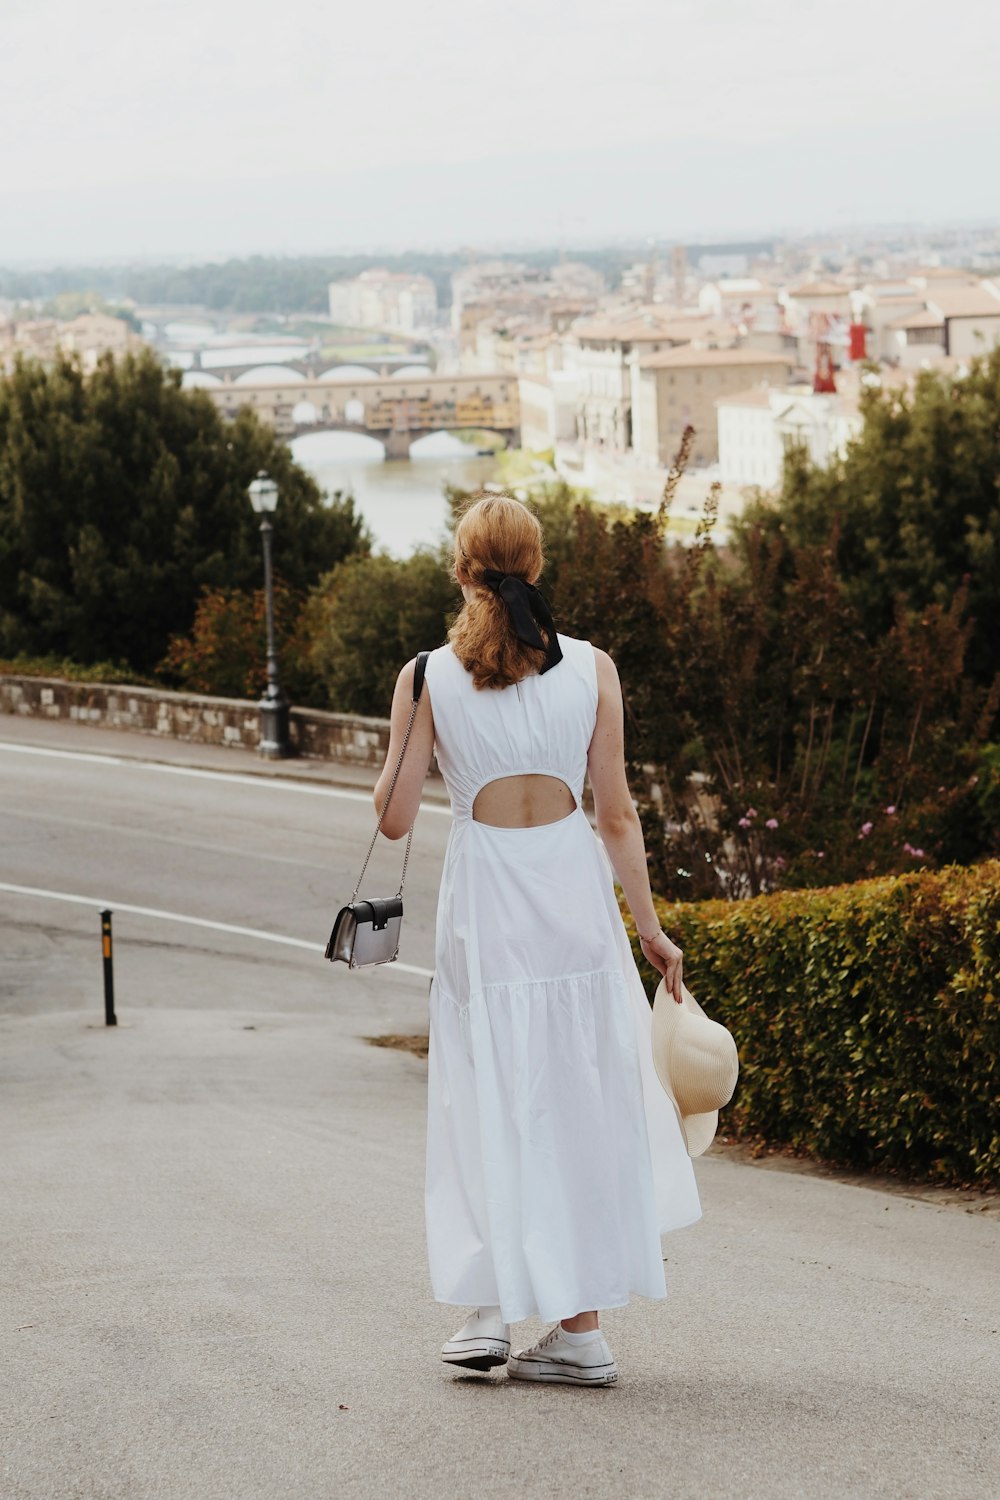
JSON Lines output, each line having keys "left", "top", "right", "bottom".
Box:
{"left": 448, "top": 492, "right": 549, "bottom": 690}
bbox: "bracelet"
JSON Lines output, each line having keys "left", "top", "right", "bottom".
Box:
{"left": 638, "top": 926, "right": 663, "bottom": 943}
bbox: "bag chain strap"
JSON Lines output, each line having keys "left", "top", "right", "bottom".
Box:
{"left": 351, "top": 690, "right": 420, "bottom": 903}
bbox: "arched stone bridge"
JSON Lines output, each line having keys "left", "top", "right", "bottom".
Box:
{"left": 204, "top": 372, "right": 519, "bottom": 458}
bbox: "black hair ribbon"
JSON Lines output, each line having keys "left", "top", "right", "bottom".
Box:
{"left": 482, "top": 568, "right": 563, "bottom": 674}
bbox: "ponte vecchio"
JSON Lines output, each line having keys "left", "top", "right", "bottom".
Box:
{"left": 204, "top": 371, "right": 519, "bottom": 458}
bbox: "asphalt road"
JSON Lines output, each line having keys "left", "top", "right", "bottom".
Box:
{"left": 1, "top": 717, "right": 997, "bottom": 1500}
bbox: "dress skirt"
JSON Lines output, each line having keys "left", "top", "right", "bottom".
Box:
{"left": 424, "top": 805, "right": 701, "bottom": 1326}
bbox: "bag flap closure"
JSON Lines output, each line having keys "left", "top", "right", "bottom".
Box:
{"left": 352, "top": 896, "right": 403, "bottom": 930}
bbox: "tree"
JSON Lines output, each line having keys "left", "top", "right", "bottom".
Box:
{"left": 304, "top": 550, "right": 460, "bottom": 715}
{"left": 0, "top": 351, "right": 369, "bottom": 672}
{"left": 38, "top": 291, "right": 139, "bottom": 329}
{"left": 407, "top": 456, "right": 1000, "bottom": 893}
{"left": 740, "top": 349, "right": 1000, "bottom": 687}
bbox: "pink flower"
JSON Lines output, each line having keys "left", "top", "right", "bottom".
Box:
{"left": 903, "top": 842, "right": 926, "bottom": 858}
{"left": 746, "top": 807, "right": 758, "bottom": 818}
{"left": 885, "top": 805, "right": 896, "bottom": 815}
{"left": 859, "top": 821, "right": 873, "bottom": 837}
{"left": 765, "top": 817, "right": 779, "bottom": 829}
{"left": 814, "top": 850, "right": 825, "bottom": 859}
{"left": 738, "top": 817, "right": 751, "bottom": 828}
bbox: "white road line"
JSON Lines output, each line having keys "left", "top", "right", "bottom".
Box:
{"left": 0, "top": 882, "right": 435, "bottom": 980}
{"left": 0, "top": 740, "right": 452, "bottom": 815}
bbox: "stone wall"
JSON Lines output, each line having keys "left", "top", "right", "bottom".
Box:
{"left": 0, "top": 675, "right": 391, "bottom": 767}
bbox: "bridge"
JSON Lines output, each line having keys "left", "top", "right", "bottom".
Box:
{"left": 203, "top": 372, "right": 519, "bottom": 457}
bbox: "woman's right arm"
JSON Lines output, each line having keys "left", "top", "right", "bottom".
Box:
{"left": 587, "top": 647, "right": 684, "bottom": 1003}
{"left": 373, "top": 657, "right": 435, "bottom": 840}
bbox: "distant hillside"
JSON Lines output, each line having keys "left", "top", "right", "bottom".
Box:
{"left": 0, "top": 251, "right": 563, "bottom": 314}
{"left": 0, "top": 243, "right": 774, "bottom": 315}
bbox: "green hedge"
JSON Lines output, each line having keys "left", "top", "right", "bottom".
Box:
{"left": 624, "top": 859, "right": 1000, "bottom": 1187}
{"left": 0, "top": 655, "right": 157, "bottom": 686}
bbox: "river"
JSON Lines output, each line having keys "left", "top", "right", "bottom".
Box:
{"left": 287, "top": 431, "right": 499, "bottom": 556}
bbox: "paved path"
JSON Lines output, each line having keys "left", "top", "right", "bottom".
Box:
{"left": 1, "top": 718, "right": 997, "bottom": 1500}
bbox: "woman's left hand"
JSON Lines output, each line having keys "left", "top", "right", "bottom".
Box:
{"left": 638, "top": 929, "right": 684, "bottom": 1003}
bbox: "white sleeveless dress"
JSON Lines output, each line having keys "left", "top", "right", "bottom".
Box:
{"left": 422, "top": 633, "right": 701, "bottom": 1326}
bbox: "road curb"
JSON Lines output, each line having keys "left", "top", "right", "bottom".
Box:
{"left": 0, "top": 726, "right": 452, "bottom": 805}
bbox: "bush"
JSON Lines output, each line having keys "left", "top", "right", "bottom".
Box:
{"left": 623, "top": 858, "right": 1000, "bottom": 1186}
{"left": 0, "top": 654, "right": 157, "bottom": 686}
{"left": 158, "top": 580, "right": 321, "bottom": 705}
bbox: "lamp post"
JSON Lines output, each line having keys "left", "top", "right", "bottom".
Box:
{"left": 247, "top": 470, "right": 290, "bottom": 759}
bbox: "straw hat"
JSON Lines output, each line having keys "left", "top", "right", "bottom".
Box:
{"left": 650, "top": 978, "right": 740, "bottom": 1157}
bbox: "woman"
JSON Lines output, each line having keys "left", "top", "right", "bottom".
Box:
{"left": 374, "top": 493, "right": 700, "bottom": 1386}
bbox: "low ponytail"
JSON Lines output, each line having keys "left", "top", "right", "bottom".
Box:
{"left": 448, "top": 493, "right": 550, "bottom": 690}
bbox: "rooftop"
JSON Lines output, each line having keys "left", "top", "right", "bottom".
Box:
{"left": 858, "top": 283, "right": 924, "bottom": 302}
{"left": 906, "top": 266, "right": 977, "bottom": 282}
{"left": 887, "top": 309, "right": 945, "bottom": 331}
{"left": 572, "top": 309, "right": 727, "bottom": 344}
{"left": 786, "top": 280, "right": 852, "bottom": 299}
{"left": 926, "top": 286, "right": 1000, "bottom": 318}
{"left": 708, "top": 278, "right": 774, "bottom": 295}
{"left": 640, "top": 346, "right": 794, "bottom": 371}
{"left": 716, "top": 380, "right": 865, "bottom": 418}
{"left": 715, "top": 384, "right": 780, "bottom": 409}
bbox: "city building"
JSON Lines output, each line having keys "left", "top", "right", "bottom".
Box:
{"left": 450, "top": 262, "right": 542, "bottom": 334}
{"left": 328, "top": 270, "right": 438, "bottom": 333}
{"left": 630, "top": 347, "right": 794, "bottom": 468}
{"left": 716, "top": 364, "right": 920, "bottom": 489}
{"left": 779, "top": 279, "right": 855, "bottom": 368}
{"left": 0, "top": 318, "right": 60, "bottom": 370}
{"left": 451, "top": 261, "right": 603, "bottom": 375}
{"left": 885, "top": 309, "right": 947, "bottom": 369}
{"left": 571, "top": 309, "right": 737, "bottom": 454}
{"left": 851, "top": 280, "right": 933, "bottom": 362}
{"left": 717, "top": 382, "right": 864, "bottom": 489}
{"left": 517, "top": 371, "right": 580, "bottom": 450}
{"left": 57, "top": 313, "right": 142, "bottom": 370}
{"left": 699, "top": 278, "right": 780, "bottom": 321}
{"left": 1, "top": 312, "right": 144, "bottom": 373}
{"left": 925, "top": 282, "right": 1000, "bottom": 357}
{"left": 852, "top": 276, "right": 1000, "bottom": 364}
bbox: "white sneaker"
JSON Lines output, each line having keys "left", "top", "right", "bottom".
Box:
{"left": 441, "top": 1307, "right": 511, "bottom": 1371}
{"left": 506, "top": 1324, "right": 618, "bottom": 1386}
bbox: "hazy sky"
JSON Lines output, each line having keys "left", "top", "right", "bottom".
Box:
{"left": 4, "top": 0, "right": 998, "bottom": 261}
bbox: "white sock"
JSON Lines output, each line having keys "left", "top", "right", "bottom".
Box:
{"left": 559, "top": 1323, "right": 600, "bottom": 1344}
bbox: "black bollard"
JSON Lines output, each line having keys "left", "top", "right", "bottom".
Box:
{"left": 100, "top": 909, "right": 117, "bottom": 1026}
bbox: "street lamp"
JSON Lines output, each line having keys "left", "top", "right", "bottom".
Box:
{"left": 247, "top": 470, "right": 290, "bottom": 759}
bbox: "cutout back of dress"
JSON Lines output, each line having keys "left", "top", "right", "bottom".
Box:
{"left": 472, "top": 774, "right": 576, "bottom": 828}
{"left": 423, "top": 633, "right": 598, "bottom": 824}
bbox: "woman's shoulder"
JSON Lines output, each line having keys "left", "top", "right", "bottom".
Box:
{"left": 554, "top": 633, "right": 600, "bottom": 689}
{"left": 555, "top": 631, "right": 598, "bottom": 658}
{"left": 422, "top": 641, "right": 463, "bottom": 685}
{"left": 557, "top": 633, "right": 615, "bottom": 667}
